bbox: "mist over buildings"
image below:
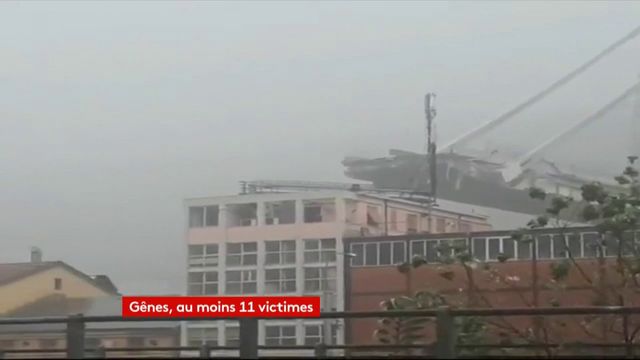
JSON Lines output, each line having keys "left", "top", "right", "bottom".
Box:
{"left": 1, "top": 1, "right": 639, "bottom": 294}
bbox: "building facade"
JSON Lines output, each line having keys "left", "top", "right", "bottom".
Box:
{"left": 0, "top": 295, "right": 179, "bottom": 359}
{"left": 183, "top": 190, "right": 490, "bottom": 354}
{"left": 343, "top": 227, "right": 639, "bottom": 350}
{"left": 0, "top": 251, "right": 175, "bottom": 358}
{"left": 0, "top": 249, "right": 118, "bottom": 315}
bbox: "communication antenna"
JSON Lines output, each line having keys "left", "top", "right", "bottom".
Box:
{"left": 425, "top": 93, "right": 437, "bottom": 201}
{"left": 633, "top": 77, "right": 640, "bottom": 159}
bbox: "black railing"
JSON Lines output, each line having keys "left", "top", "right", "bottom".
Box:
{"left": 1, "top": 306, "right": 640, "bottom": 359}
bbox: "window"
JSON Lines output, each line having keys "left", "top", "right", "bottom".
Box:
{"left": 227, "top": 203, "right": 257, "bottom": 227}
{"left": 304, "top": 267, "right": 336, "bottom": 292}
{"left": 622, "top": 232, "right": 635, "bottom": 256}
{"left": 472, "top": 238, "right": 486, "bottom": 261}
{"left": 488, "top": 238, "right": 500, "bottom": 260}
{"left": 567, "top": 234, "right": 582, "bottom": 257}
{"left": 304, "top": 205, "right": 322, "bottom": 223}
{"left": 304, "top": 239, "right": 335, "bottom": 263}
{"left": 410, "top": 239, "right": 453, "bottom": 262}
{"left": 39, "top": 339, "right": 57, "bottom": 349}
{"left": 265, "top": 240, "right": 295, "bottom": 265}
{"left": 390, "top": 210, "right": 398, "bottom": 231}
{"left": 537, "top": 235, "right": 551, "bottom": 259}
{"left": 265, "top": 201, "right": 295, "bottom": 225}
{"left": 148, "top": 339, "right": 158, "bottom": 346}
{"left": 189, "top": 244, "right": 219, "bottom": 268}
{"left": 393, "top": 242, "right": 406, "bottom": 264}
{"left": 54, "top": 278, "right": 62, "bottom": 290}
{"left": 189, "top": 206, "right": 219, "bottom": 228}
{"left": 127, "top": 337, "right": 145, "bottom": 348}
{"left": 364, "top": 243, "right": 377, "bottom": 266}
{"left": 304, "top": 324, "right": 338, "bottom": 345}
{"left": 426, "top": 240, "right": 438, "bottom": 262}
{"left": 304, "top": 325, "right": 322, "bottom": 345}
{"left": 407, "top": 214, "right": 418, "bottom": 233}
{"left": 226, "top": 242, "right": 257, "bottom": 266}
{"left": 265, "top": 325, "right": 297, "bottom": 346}
{"left": 187, "top": 327, "right": 218, "bottom": 347}
{"left": 350, "top": 241, "right": 406, "bottom": 267}
{"left": 476, "top": 237, "right": 515, "bottom": 260}
{"left": 517, "top": 239, "right": 531, "bottom": 260}
{"left": 0, "top": 340, "right": 14, "bottom": 349}
{"left": 303, "top": 199, "right": 335, "bottom": 223}
{"left": 553, "top": 235, "right": 567, "bottom": 258}
{"left": 410, "top": 240, "right": 425, "bottom": 257}
{"left": 502, "top": 238, "right": 515, "bottom": 258}
{"left": 226, "top": 270, "right": 257, "bottom": 294}
{"left": 438, "top": 239, "right": 454, "bottom": 258}
{"left": 205, "top": 206, "right": 219, "bottom": 226}
{"left": 379, "top": 242, "right": 391, "bottom": 264}
{"left": 189, "top": 207, "right": 205, "bottom": 228}
{"left": 436, "top": 218, "right": 446, "bottom": 233}
{"left": 225, "top": 326, "right": 239, "bottom": 347}
{"left": 411, "top": 240, "right": 439, "bottom": 262}
{"left": 583, "top": 233, "right": 600, "bottom": 257}
{"left": 265, "top": 268, "right": 296, "bottom": 293}
{"left": 605, "top": 233, "right": 619, "bottom": 257}
{"left": 459, "top": 222, "right": 472, "bottom": 233}
{"left": 451, "top": 239, "right": 467, "bottom": 255}
{"left": 351, "top": 243, "right": 364, "bottom": 266}
{"left": 188, "top": 271, "right": 218, "bottom": 295}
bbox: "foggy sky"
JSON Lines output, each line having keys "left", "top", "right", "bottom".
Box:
{"left": 1, "top": 1, "right": 640, "bottom": 294}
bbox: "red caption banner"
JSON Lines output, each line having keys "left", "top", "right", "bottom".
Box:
{"left": 122, "top": 296, "right": 320, "bottom": 318}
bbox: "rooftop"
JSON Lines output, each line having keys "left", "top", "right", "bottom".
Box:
{"left": 0, "top": 261, "right": 119, "bottom": 295}
{"left": 186, "top": 181, "right": 493, "bottom": 221}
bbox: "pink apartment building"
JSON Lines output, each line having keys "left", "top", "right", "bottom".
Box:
{"left": 182, "top": 189, "right": 490, "bottom": 355}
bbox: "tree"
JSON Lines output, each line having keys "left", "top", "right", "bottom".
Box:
{"left": 376, "top": 156, "right": 640, "bottom": 357}
{"left": 374, "top": 291, "right": 444, "bottom": 356}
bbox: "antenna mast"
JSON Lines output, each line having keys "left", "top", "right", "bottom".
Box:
{"left": 633, "top": 79, "right": 640, "bottom": 160}
{"left": 425, "top": 93, "right": 437, "bottom": 201}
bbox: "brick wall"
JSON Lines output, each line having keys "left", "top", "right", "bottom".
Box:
{"left": 344, "top": 229, "right": 639, "bottom": 347}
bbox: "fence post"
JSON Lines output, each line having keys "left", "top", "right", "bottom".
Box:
{"left": 66, "top": 314, "right": 86, "bottom": 359}
{"left": 199, "top": 344, "right": 210, "bottom": 359}
{"left": 623, "top": 311, "right": 633, "bottom": 358}
{"left": 314, "top": 343, "right": 327, "bottom": 359}
{"left": 435, "top": 306, "right": 457, "bottom": 359}
{"left": 239, "top": 318, "right": 258, "bottom": 359}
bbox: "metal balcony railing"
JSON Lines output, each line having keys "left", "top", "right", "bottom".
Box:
{"left": 2, "top": 306, "right": 640, "bottom": 359}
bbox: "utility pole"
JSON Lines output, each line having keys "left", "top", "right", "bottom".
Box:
{"left": 632, "top": 78, "right": 640, "bottom": 159}
{"left": 322, "top": 252, "right": 355, "bottom": 355}
{"left": 425, "top": 93, "right": 438, "bottom": 201}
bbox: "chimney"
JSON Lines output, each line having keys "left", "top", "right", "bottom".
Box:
{"left": 30, "top": 247, "right": 43, "bottom": 263}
